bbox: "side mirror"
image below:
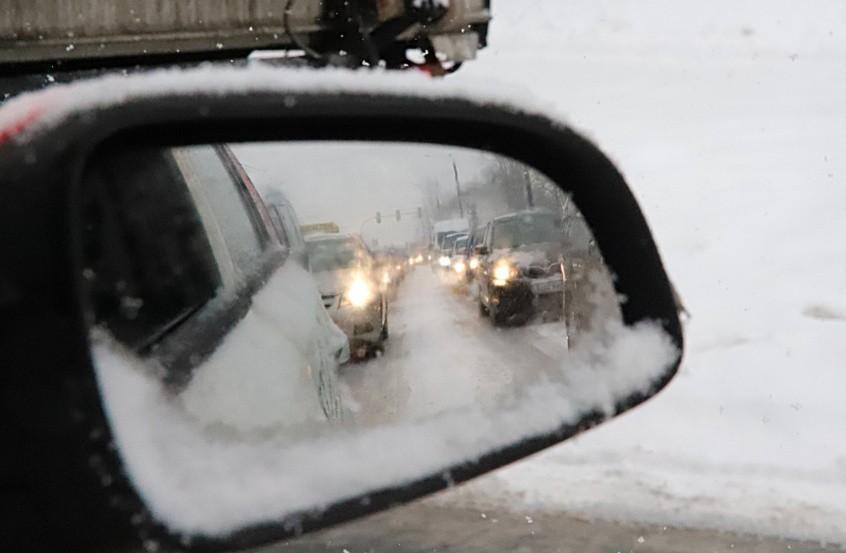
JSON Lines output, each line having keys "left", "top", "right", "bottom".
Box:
{"left": 1, "top": 69, "right": 683, "bottom": 552}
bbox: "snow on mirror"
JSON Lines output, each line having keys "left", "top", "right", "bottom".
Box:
{"left": 80, "top": 141, "right": 677, "bottom": 537}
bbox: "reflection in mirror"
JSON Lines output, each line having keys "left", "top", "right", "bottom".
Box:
{"left": 80, "top": 141, "right": 677, "bottom": 539}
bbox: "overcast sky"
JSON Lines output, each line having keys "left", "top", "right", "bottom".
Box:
{"left": 232, "top": 142, "right": 495, "bottom": 248}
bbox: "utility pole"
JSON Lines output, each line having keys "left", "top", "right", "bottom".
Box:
{"left": 524, "top": 170, "right": 534, "bottom": 208}
{"left": 452, "top": 159, "right": 464, "bottom": 218}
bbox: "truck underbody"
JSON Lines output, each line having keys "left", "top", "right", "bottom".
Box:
{"left": 0, "top": 0, "right": 490, "bottom": 76}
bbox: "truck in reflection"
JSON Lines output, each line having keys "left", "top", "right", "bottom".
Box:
{"left": 437, "top": 231, "right": 468, "bottom": 271}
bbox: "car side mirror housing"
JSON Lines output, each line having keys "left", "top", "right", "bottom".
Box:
{"left": 0, "top": 67, "right": 683, "bottom": 553}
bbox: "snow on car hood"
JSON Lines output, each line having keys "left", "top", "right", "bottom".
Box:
{"left": 311, "top": 267, "right": 363, "bottom": 297}
{"left": 492, "top": 243, "right": 563, "bottom": 268}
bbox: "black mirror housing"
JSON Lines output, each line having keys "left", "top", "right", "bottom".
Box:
{"left": 0, "top": 67, "right": 683, "bottom": 552}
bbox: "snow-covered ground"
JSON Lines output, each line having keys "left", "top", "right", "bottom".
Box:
{"left": 439, "top": 0, "right": 846, "bottom": 545}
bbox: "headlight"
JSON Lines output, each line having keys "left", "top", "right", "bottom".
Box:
{"left": 492, "top": 262, "right": 515, "bottom": 286}
{"left": 381, "top": 271, "right": 392, "bottom": 285}
{"left": 493, "top": 263, "right": 512, "bottom": 281}
{"left": 345, "top": 279, "right": 374, "bottom": 307}
{"left": 469, "top": 257, "right": 479, "bottom": 270}
{"left": 454, "top": 261, "right": 466, "bottom": 273}
{"left": 416, "top": 254, "right": 424, "bottom": 263}
{"left": 438, "top": 256, "right": 450, "bottom": 267}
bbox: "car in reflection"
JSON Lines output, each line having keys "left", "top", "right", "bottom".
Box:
{"left": 374, "top": 251, "right": 404, "bottom": 300}
{"left": 466, "top": 224, "right": 487, "bottom": 287}
{"left": 437, "top": 231, "right": 468, "bottom": 269}
{"left": 377, "top": 247, "right": 410, "bottom": 291}
{"left": 477, "top": 210, "right": 567, "bottom": 326}
{"left": 432, "top": 217, "right": 470, "bottom": 264}
{"left": 448, "top": 234, "right": 471, "bottom": 288}
{"left": 305, "top": 233, "right": 389, "bottom": 358}
{"left": 80, "top": 143, "right": 351, "bottom": 427}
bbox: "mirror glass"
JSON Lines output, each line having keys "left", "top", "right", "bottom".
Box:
{"left": 80, "top": 141, "right": 678, "bottom": 538}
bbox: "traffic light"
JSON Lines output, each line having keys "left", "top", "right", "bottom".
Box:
{"left": 395, "top": 209, "right": 401, "bottom": 222}
{"left": 376, "top": 211, "right": 381, "bottom": 224}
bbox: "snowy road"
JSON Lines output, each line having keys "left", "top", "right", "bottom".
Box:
{"left": 339, "top": 267, "right": 570, "bottom": 426}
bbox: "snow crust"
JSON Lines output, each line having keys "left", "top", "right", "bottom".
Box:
{"left": 441, "top": 0, "right": 846, "bottom": 545}
{"left": 0, "top": 62, "right": 556, "bottom": 148}
{"left": 93, "top": 267, "right": 676, "bottom": 537}
{"left": 432, "top": 218, "right": 470, "bottom": 233}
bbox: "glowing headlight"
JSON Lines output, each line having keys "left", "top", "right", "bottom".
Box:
{"left": 345, "top": 279, "right": 374, "bottom": 307}
{"left": 415, "top": 254, "right": 424, "bottom": 263}
{"left": 438, "top": 256, "right": 450, "bottom": 267}
{"left": 492, "top": 262, "right": 516, "bottom": 286}
{"left": 493, "top": 263, "right": 512, "bottom": 281}
{"left": 469, "top": 258, "right": 480, "bottom": 270}
{"left": 454, "top": 261, "right": 466, "bottom": 273}
{"left": 381, "top": 271, "right": 392, "bottom": 285}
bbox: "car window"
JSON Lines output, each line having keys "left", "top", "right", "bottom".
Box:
{"left": 171, "top": 146, "right": 267, "bottom": 278}
{"left": 491, "top": 214, "right": 561, "bottom": 250}
{"left": 306, "top": 238, "right": 366, "bottom": 272}
{"left": 81, "top": 147, "right": 221, "bottom": 350}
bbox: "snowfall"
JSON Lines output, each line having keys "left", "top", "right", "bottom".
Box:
{"left": 432, "top": 0, "right": 846, "bottom": 546}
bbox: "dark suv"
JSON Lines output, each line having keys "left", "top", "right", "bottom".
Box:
{"left": 477, "top": 211, "right": 567, "bottom": 326}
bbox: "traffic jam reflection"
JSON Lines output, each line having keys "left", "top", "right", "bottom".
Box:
{"left": 233, "top": 141, "right": 622, "bottom": 422}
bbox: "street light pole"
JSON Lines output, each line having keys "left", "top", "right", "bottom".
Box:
{"left": 452, "top": 159, "right": 464, "bottom": 218}
{"left": 524, "top": 170, "right": 534, "bottom": 208}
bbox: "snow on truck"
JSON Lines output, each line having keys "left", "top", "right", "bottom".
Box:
{"left": 432, "top": 217, "right": 469, "bottom": 250}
